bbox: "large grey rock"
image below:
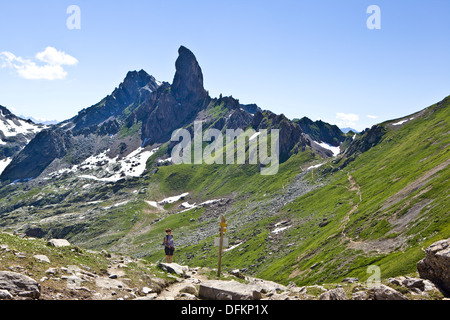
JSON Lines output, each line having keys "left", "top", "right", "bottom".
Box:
{"left": 368, "top": 284, "right": 408, "bottom": 300}
{"left": 247, "top": 278, "right": 287, "bottom": 294}
{"left": 319, "top": 288, "right": 348, "bottom": 300}
{"left": 417, "top": 238, "right": 450, "bottom": 294}
{"left": 0, "top": 271, "right": 40, "bottom": 299}
{"left": 47, "top": 239, "right": 71, "bottom": 247}
{"left": 351, "top": 291, "right": 368, "bottom": 300}
{"left": 33, "top": 254, "right": 50, "bottom": 263}
{"left": 199, "top": 280, "right": 262, "bottom": 300}
{"left": 402, "top": 277, "right": 425, "bottom": 290}
{"left": 180, "top": 284, "right": 198, "bottom": 296}
{"left": 0, "top": 289, "right": 13, "bottom": 300}
{"left": 158, "top": 263, "right": 188, "bottom": 277}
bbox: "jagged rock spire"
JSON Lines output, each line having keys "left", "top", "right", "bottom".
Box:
{"left": 172, "top": 46, "right": 208, "bottom": 103}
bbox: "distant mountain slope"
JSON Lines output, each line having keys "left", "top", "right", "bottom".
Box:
{"left": 0, "top": 106, "right": 46, "bottom": 176}
{"left": 293, "top": 117, "right": 346, "bottom": 147}
{"left": 340, "top": 127, "right": 359, "bottom": 134}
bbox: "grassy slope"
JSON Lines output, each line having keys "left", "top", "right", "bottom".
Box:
{"left": 256, "top": 98, "right": 450, "bottom": 285}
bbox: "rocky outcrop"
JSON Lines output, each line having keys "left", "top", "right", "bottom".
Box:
{"left": 417, "top": 238, "right": 450, "bottom": 295}
{"left": 72, "top": 70, "right": 159, "bottom": 132}
{"left": 294, "top": 117, "right": 345, "bottom": 147}
{"left": 319, "top": 287, "right": 348, "bottom": 300}
{"left": 137, "top": 46, "right": 211, "bottom": 146}
{"left": 344, "top": 124, "right": 386, "bottom": 157}
{"left": 199, "top": 280, "right": 263, "bottom": 300}
{"left": 47, "top": 238, "right": 71, "bottom": 247}
{"left": 172, "top": 46, "right": 208, "bottom": 104}
{"left": 251, "top": 110, "right": 305, "bottom": 162}
{"left": 0, "top": 69, "right": 159, "bottom": 182}
{"left": 367, "top": 284, "right": 408, "bottom": 300}
{"left": 0, "top": 127, "right": 73, "bottom": 182}
{"left": 0, "top": 106, "right": 45, "bottom": 165}
{"left": 0, "top": 271, "right": 41, "bottom": 299}
{"left": 388, "top": 276, "right": 437, "bottom": 293}
{"left": 158, "top": 262, "right": 188, "bottom": 277}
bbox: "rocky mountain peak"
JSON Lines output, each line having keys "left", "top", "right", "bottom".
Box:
{"left": 0, "top": 106, "right": 47, "bottom": 177}
{"left": 72, "top": 69, "right": 160, "bottom": 133}
{"left": 120, "top": 69, "right": 159, "bottom": 95}
{"left": 171, "top": 46, "right": 208, "bottom": 103}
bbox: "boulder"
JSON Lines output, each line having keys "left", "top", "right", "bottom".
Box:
{"left": 388, "top": 276, "right": 406, "bottom": 286}
{"left": 33, "top": 254, "right": 50, "bottom": 263}
{"left": 351, "top": 291, "right": 368, "bottom": 300}
{"left": 199, "top": 280, "right": 262, "bottom": 300}
{"left": 402, "top": 277, "right": 425, "bottom": 290}
{"left": 417, "top": 238, "right": 450, "bottom": 295}
{"left": 248, "top": 278, "right": 287, "bottom": 294}
{"left": 230, "top": 269, "right": 245, "bottom": 279}
{"left": 180, "top": 284, "right": 198, "bottom": 296}
{"left": 158, "top": 263, "right": 188, "bottom": 277}
{"left": 47, "top": 239, "right": 71, "bottom": 247}
{"left": 342, "top": 277, "right": 359, "bottom": 284}
{"left": 368, "top": 284, "right": 408, "bottom": 300}
{"left": 319, "top": 288, "right": 348, "bottom": 300}
{"left": 180, "top": 284, "right": 197, "bottom": 296}
{"left": 0, "top": 289, "right": 13, "bottom": 300}
{"left": 0, "top": 271, "right": 40, "bottom": 299}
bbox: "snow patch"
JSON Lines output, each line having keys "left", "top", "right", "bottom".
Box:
{"left": 316, "top": 141, "right": 340, "bottom": 157}
{"left": 173, "top": 198, "right": 223, "bottom": 213}
{"left": 249, "top": 132, "right": 260, "bottom": 141}
{"left": 306, "top": 163, "right": 324, "bottom": 171}
{"left": 159, "top": 192, "right": 189, "bottom": 205}
{"left": 271, "top": 226, "right": 291, "bottom": 234}
{"left": 392, "top": 119, "right": 408, "bottom": 126}
{"left": 158, "top": 157, "right": 172, "bottom": 164}
{"left": 181, "top": 202, "right": 196, "bottom": 209}
{"left": 0, "top": 158, "right": 12, "bottom": 176}
{"left": 224, "top": 242, "right": 243, "bottom": 252}
{"left": 50, "top": 146, "right": 160, "bottom": 181}
{"left": 0, "top": 116, "right": 43, "bottom": 138}
{"left": 145, "top": 200, "right": 159, "bottom": 208}
{"left": 104, "top": 200, "right": 130, "bottom": 210}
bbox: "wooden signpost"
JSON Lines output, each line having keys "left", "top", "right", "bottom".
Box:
{"left": 217, "top": 215, "right": 227, "bottom": 277}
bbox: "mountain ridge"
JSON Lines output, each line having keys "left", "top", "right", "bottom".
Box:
{"left": 0, "top": 46, "right": 342, "bottom": 183}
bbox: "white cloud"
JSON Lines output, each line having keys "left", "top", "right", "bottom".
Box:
{"left": 366, "top": 114, "right": 378, "bottom": 119}
{"left": 336, "top": 112, "right": 359, "bottom": 127}
{"left": 35, "top": 47, "right": 78, "bottom": 66}
{"left": 0, "top": 47, "right": 77, "bottom": 80}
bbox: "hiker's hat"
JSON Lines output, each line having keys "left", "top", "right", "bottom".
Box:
{"left": 165, "top": 228, "right": 172, "bottom": 232}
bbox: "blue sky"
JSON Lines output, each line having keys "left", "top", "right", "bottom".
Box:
{"left": 0, "top": 0, "right": 449, "bottom": 131}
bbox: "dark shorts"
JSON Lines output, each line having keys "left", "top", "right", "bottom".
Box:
{"left": 165, "top": 247, "right": 174, "bottom": 256}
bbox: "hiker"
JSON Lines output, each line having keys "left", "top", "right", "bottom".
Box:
{"left": 164, "top": 228, "right": 175, "bottom": 263}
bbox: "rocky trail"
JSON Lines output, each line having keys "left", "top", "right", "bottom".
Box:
{"left": 340, "top": 174, "right": 410, "bottom": 254}
{"left": 1, "top": 239, "right": 449, "bottom": 300}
